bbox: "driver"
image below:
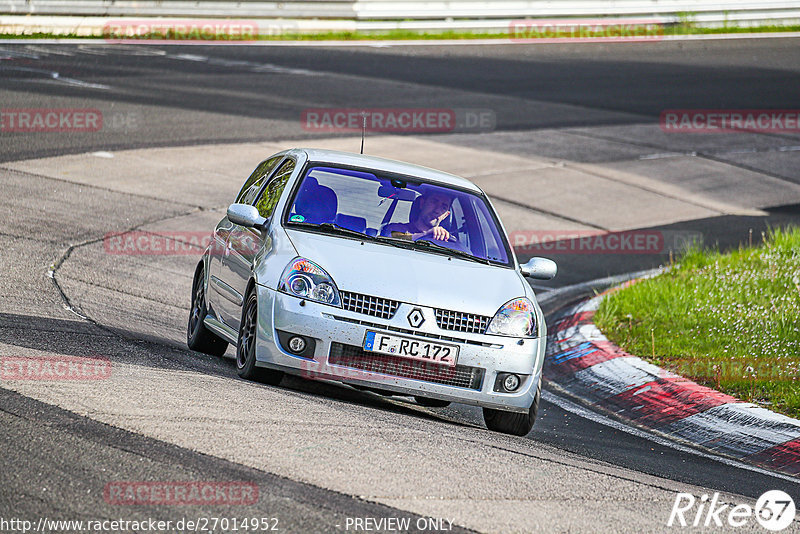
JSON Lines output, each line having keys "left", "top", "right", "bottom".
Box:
{"left": 382, "top": 190, "right": 453, "bottom": 242}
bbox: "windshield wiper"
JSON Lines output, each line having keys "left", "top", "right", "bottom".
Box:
{"left": 288, "top": 223, "right": 421, "bottom": 251}
{"left": 289, "top": 221, "right": 374, "bottom": 241}
{"left": 369, "top": 234, "right": 424, "bottom": 251}
{"left": 408, "top": 239, "right": 494, "bottom": 265}
{"left": 372, "top": 233, "right": 493, "bottom": 264}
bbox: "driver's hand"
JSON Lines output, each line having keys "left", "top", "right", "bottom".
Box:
{"left": 429, "top": 226, "right": 450, "bottom": 241}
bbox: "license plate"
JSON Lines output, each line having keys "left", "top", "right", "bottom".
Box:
{"left": 363, "top": 331, "right": 458, "bottom": 366}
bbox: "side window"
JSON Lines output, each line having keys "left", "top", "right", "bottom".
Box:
{"left": 235, "top": 156, "right": 282, "bottom": 205}
{"left": 254, "top": 159, "right": 295, "bottom": 219}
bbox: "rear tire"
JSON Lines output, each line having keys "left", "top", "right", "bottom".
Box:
{"left": 187, "top": 266, "right": 228, "bottom": 357}
{"left": 414, "top": 396, "right": 451, "bottom": 408}
{"left": 482, "top": 379, "right": 541, "bottom": 436}
{"left": 237, "top": 288, "right": 284, "bottom": 386}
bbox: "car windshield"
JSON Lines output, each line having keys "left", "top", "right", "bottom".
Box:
{"left": 283, "top": 165, "right": 512, "bottom": 266}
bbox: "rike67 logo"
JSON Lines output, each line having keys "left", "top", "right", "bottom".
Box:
{"left": 668, "top": 490, "right": 796, "bottom": 531}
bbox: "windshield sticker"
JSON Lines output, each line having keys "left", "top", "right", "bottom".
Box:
{"left": 290, "top": 214, "right": 305, "bottom": 222}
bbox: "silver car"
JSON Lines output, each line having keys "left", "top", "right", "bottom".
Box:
{"left": 187, "top": 148, "right": 556, "bottom": 436}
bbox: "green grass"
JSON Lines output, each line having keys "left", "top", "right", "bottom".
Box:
{"left": 0, "top": 29, "right": 506, "bottom": 41}
{"left": 2, "top": 23, "right": 800, "bottom": 41}
{"left": 595, "top": 226, "right": 800, "bottom": 418}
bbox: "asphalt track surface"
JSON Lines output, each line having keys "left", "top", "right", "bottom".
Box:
{"left": 1, "top": 38, "right": 800, "bottom": 532}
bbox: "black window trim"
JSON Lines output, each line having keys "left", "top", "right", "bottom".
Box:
{"left": 249, "top": 156, "right": 297, "bottom": 232}
{"left": 250, "top": 155, "right": 294, "bottom": 207}
{"left": 235, "top": 154, "right": 284, "bottom": 205}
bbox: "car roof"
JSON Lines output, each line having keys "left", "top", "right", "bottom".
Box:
{"left": 292, "top": 148, "right": 482, "bottom": 193}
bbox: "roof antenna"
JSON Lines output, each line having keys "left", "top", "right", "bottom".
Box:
{"left": 360, "top": 111, "right": 367, "bottom": 154}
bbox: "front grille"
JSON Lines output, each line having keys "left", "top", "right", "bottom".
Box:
{"left": 434, "top": 308, "right": 492, "bottom": 334}
{"left": 329, "top": 343, "right": 484, "bottom": 390}
{"left": 340, "top": 291, "right": 399, "bottom": 320}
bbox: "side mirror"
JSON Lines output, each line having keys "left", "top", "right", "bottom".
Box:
{"left": 520, "top": 257, "right": 557, "bottom": 280}
{"left": 227, "top": 204, "right": 267, "bottom": 229}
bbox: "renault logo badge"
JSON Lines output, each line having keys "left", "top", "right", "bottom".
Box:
{"left": 407, "top": 308, "right": 425, "bottom": 328}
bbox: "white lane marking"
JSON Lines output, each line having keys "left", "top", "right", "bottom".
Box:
{"left": 542, "top": 389, "right": 800, "bottom": 484}
{"left": 639, "top": 153, "right": 686, "bottom": 160}
{"left": 250, "top": 62, "right": 316, "bottom": 75}
{"left": 91, "top": 151, "right": 114, "bottom": 158}
{"left": 24, "top": 45, "right": 75, "bottom": 56}
{"left": 206, "top": 57, "right": 253, "bottom": 68}
{"left": 43, "top": 73, "right": 110, "bottom": 90}
{"left": 167, "top": 52, "right": 318, "bottom": 75}
{"left": 76, "top": 44, "right": 167, "bottom": 56}
{"left": 171, "top": 53, "right": 208, "bottom": 62}
{"left": 0, "top": 47, "right": 40, "bottom": 59}
{"left": 1, "top": 65, "right": 110, "bottom": 90}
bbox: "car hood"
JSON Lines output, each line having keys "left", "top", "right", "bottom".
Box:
{"left": 285, "top": 229, "right": 527, "bottom": 314}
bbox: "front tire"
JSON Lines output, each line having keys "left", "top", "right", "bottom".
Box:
{"left": 483, "top": 379, "right": 541, "bottom": 436}
{"left": 236, "top": 288, "right": 284, "bottom": 386}
{"left": 187, "top": 266, "right": 228, "bottom": 357}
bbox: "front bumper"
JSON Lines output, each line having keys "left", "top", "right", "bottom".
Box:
{"left": 254, "top": 285, "right": 544, "bottom": 413}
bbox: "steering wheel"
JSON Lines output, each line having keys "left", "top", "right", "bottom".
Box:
{"left": 416, "top": 233, "right": 469, "bottom": 254}
{"left": 414, "top": 230, "right": 456, "bottom": 243}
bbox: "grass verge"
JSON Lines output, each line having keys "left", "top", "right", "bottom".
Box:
{"left": 2, "top": 24, "right": 800, "bottom": 41}
{"left": 595, "top": 226, "right": 800, "bottom": 418}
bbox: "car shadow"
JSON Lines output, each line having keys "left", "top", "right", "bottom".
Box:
{"left": 0, "top": 311, "right": 471, "bottom": 429}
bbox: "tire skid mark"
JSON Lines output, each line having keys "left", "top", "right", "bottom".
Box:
{"left": 48, "top": 206, "right": 206, "bottom": 326}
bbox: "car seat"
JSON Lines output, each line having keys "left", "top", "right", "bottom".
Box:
{"left": 334, "top": 214, "right": 367, "bottom": 233}
{"left": 293, "top": 182, "right": 338, "bottom": 225}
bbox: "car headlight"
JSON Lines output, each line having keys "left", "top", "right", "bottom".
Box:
{"left": 486, "top": 298, "right": 536, "bottom": 337}
{"left": 278, "top": 257, "right": 341, "bottom": 307}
